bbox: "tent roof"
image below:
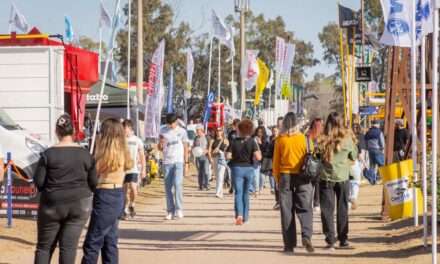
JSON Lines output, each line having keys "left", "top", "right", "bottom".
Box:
{"left": 86, "top": 81, "right": 136, "bottom": 108}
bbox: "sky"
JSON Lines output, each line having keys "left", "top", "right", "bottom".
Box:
{"left": 0, "top": 0, "right": 360, "bottom": 81}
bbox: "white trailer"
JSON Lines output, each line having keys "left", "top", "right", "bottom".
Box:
{"left": 0, "top": 46, "right": 64, "bottom": 143}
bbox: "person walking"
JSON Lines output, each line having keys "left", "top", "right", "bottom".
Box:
{"left": 253, "top": 126, "right": 268, "bottom": 195}
{"left": 193, "top": 125, "right": 210, "bottom": 191}
{"left": 306, "top": 118, "right": 323, "bottom": 212}
{"left": 350, "top": 123, "right": 366, "bottom": 210}
{"left": 226, "top": 118, "right": 240, "bottom": 194}
{"left": 226, "top": 119, "right": 262, "bottom": 225}
{"left": 34, "top": 115, "right": 97, "bottom": 264}
{"left": 365, "top": 120, "right": 385, "bottom": 180}
{"left": 121, "top": 120, "right": 146, "bottom": 219}
{"left": 319, "top": 112, "right": 357, "bottom": 250}
{"left": 272, "top": 112, "right": 314, "bottom": 254}
{"left": 208, "top": 127, "right": 229, "bottom": 198}
{"left": 82, "top": 118, "right": 133, "bottom": 264}
{"left": 159, "top": 113, "right": 189, "bottom": 220}
{"left": 268, "top": 126, "right": 280, "bottom": 210}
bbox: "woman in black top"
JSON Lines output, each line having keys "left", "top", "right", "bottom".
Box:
{"left": 226, "top": 119, "right": 262, "bottom": 225}
{"left": 34, "top": 115, "right": 97, "bottom": 264}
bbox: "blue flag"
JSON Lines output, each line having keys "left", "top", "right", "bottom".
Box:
{"left": 167, "top": 67, "right": 174, "bottom": 113}
{"left": 64, "top": 16, "right": 74, "bottom": 42}
{"left": 203, "top": 92, "right": 216, "bottom": 125}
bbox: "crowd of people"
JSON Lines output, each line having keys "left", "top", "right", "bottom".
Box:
{"left": 31, "top": 110, "right": 403, "bottom": 262}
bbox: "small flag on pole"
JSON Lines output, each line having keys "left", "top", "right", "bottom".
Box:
{"left": 99, "top": 0, "right": 112, "bottom": 28}
{"left": 186, "top": 49, "right": 194, "bottom": 92}
{"left": 338, "top": 4, "right": 359, "bottom": 28}
{"left": 8, "top": 3, "right": 29, "bottom": 33}
{"left": 64, "top": 16, "right": 74, "bottom": 43}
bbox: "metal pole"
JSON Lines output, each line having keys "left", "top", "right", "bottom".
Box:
{"left": 421, "top": 36, "right": 428, "bottom": 247}
{"left": 410, "top": 0, "right": 419, "bottom": 227}
{"left": 218, "top": 42, "right": 221, "bottom": 104}
{"left": 207, "top": 38, "right": 214, "bottom": 97}
{"left": 136, "top": 0, "right": 143, "bottom": 135}
{"left": 126, "top": 0, "right": 131, "bottom": 119}
{"left": 431, "top": 4, "right": 439, "bottom": 263}
{"left": 239, "top": 1, "right": 247, "bottom": 115}
{"left": 361, "top": 0, "right": 365, "bottom": 64}
{"left": 6, "top": 152, "right": 12, "bottom": 228}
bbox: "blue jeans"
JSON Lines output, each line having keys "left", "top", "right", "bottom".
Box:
{"left": 231, "top": 166, "right": 254, "bottom": 222}
{"left": 369, "top": 149, "right": 385, "bottom": 180}
{"left": 82, "top": 188, "right": 124, "bottom": 264}
{"left": 196, "top": 157, "right": 210, "bottom": 189}
{"left": 163, "top": 163, "right": 184, "bottom": 213}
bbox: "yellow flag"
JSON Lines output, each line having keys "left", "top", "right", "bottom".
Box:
{"left": 255, "top": 58, "right": 269, "bottom": 106}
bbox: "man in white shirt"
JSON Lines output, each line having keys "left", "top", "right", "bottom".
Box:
{"left": 159, "top": 113, "right": 189, "bottom": 220}
{"left": 122, "top": 120, "right": 146, "bottom": 219}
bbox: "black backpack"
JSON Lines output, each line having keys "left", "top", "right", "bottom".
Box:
{"left": 301, "top": 137, "right": 322, "bottom": 181}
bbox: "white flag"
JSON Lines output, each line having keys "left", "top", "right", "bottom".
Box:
{"left": 226, "top": 25, "right": 236, "bottom": 59}
{"left": 8, "top": 3, "right": 29, "bottom": 33}
{"left": 416, "top": 0, "right": 434, "bottom": 40}
{"left": 186, "top": 49, "right": 194, "bottom": 92}
{"left": 275, "top": 37, "right": 286, "bottom": 96}
{"left": 243, "top": 50, "right": 259, "bottom": 91}
{"left": 211, "top": 10, "right": 231, "bottom": 45}
{"left": 99, "top": 0, "right": 112, "bottom": 28}
{"left": 282, "top": 43, "right": 295, "bottom": 76}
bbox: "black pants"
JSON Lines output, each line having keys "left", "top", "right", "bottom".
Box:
{"left": 35, "top": 196, "right": 92, "bottom": 264}
{"left": 279, "top": 174, "right": 313, "bottom": 249}
{"left": 319, "top": 180, "right": 350, "bottom": 245}
{"left": 312, "top": 180, "right": 319, "bottom": 208}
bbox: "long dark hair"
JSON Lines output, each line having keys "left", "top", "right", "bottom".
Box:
{"left": 254, "top": 126, "right": 267, "bottom": 142}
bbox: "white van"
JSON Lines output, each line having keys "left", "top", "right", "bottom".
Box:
{"left": 0, "top": 109, "right": 47, "bottom": 178}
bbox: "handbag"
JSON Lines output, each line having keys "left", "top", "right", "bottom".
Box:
{"left": 301, "top": 137, "right": 322, "bottom": 181}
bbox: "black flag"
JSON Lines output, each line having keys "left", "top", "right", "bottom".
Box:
{"left": 339, "top": 4, "right": 359, "bottom": 28}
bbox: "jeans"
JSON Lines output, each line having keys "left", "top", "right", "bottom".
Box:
{"left": 35, "top": 196, "right": 92, "bottom": 264}
{"left": 231, "top": 166, "right": 254, "bottom": 222}
{"left": 214, "top": 156, "right": 227, "bottom": 197}
{"left": 349, "top": 180, "right": 360, "bottom": 202}
{"left": 312, "top": 180, "right": 320, "bottom": 208}
{"left": 269, "top": 173, "right": 275, "bottom": 191}
{"left": 196, "top": 157, "right": 209, "bottom": 189}
{"left": 279, "top": 174, "right": 313, "bottom": 249}
{"left": 319, "top": 180, "right": 350, "bottom": 245}
{"left": 82, "top": 188, "right": 124, "bottom": 264}
{"left": 163, "top": 163, "right": 184, "bottom": 213}
{"left": 252, "top": 164, "right": 265, "bottom": 192}
{"left": 368, "top": 150, "right": 384, "bottom": 181}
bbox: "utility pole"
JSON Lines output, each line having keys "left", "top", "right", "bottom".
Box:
{"left": 235, "top": 0, "right": 249, "bottom": 115}
{"left": 136, "top": 0, "right": 143, "bottom": 135}
{"left": 361, "top": 0, "right": 365, "bottom": 65}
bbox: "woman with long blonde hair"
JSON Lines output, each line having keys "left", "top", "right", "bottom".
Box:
{"left": 318, "top": 112, "right": 357, "bottom": 250}
{"left": 82, "top": 118, "right": 133, "bottom": 264}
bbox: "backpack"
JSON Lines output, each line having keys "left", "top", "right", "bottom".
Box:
{"left": 301, "top": 137, "right": 322, "bottom": 182}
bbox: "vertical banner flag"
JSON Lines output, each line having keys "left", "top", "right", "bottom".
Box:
{"left": 338, "top": 4, "right": 359, "bottom": 28}
{"left": 281, "top": 43, "right": 295, "bottom": 99}
{"left": 416, "top": 0, "right": 434, "bottom": 40}
{"left": 99, "top": 0, "right": 112, "bottom": 28}
{"left": 108, "top": 2, "right": 122, "bottom": 50}
{"left": 64, "top": 16, "right": 74, "bottom": 42}
{"left": 186, "top": 49, "right": 194, "bottom": 94}
{"left": 275, "top": 37, "right": 286, "bottom": 96}
{"left": 244, "top": 50, "right": 259, "bottom": 91}
{"left": 203, "top": 92, "right": 216, "bottom": 125}
{"left": 255, "top": 59, "right": 270, "bottom": 106}
{"left": 211, "top": 10, "right": 231, "bottom": 45}
{"left": 8, "top": 4, "right": 29, "bottom": 33}
{"left": 167, "top": 67, "right": 174, "bottom": 113}
{"left": 144, "top": 40, "right": 166, "bottom": 139}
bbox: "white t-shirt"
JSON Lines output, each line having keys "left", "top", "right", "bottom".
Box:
{"left": 160, "top": 126, "right": 188, "bottom": 165}
{"left": 126, "top": 135, "right": 144, "bottom": 174}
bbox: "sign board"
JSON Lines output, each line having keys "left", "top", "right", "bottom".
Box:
{"left": 356, "top": 66, "right": 372, "bottom": 82}
{"left": 0, "top": 177, "right": 39, "bottom": 217}
{"left": 359, "top": 106, "right": 379, "bottom": 116}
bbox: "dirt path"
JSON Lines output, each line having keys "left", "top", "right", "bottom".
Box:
{"left": 0, "top": 173, "right": 436, "bottom": 264}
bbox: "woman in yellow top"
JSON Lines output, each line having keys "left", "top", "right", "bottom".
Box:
{"left": 82, "top": 118, "right": 133, "bottom": 264}
{"left": 272, "top": 112, "right": 314, "bottom": 254}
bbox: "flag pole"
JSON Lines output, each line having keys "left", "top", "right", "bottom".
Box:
{"left": 350, "top": 26, "right": 356, "bottom": 128}
{"left": 420, "top": 35, "right": 428, "bottom": 247}
{"left": 206, "top": 37, "right": 214, "bottom": 132}
{"left": 126, "top": 0, "right": 131, "bottom": 119}
{"left": 345, "top": 30, "right": 351, "bottom": 125}
{"left": 431, "top": 3, "right": 439, "bottom": 263}
{"left": 410, "top": 0, "right": 419, "bottom": 227}
{"left": 218, "top": 41, "right": 222, "bottom": 104}
{"left": 337, "top": 2, "right": 347, "bottom": 124}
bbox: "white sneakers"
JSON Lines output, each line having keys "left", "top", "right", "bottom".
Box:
{"left": 175, "top": 210, "right": 184, "bottom": 219}
{"left": 165, "top": 210, "right": 184, "bottom": 220}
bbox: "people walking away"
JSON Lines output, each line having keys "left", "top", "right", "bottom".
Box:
{"left": 364, "top": 120, "right": 385, "bottom": 183}
{"left": 193, "top": 125, "right": 210, "bottom": 191}
{"left": 226, "top": 119, "right": 261, "bottom": 225}
{"left": 272, "top": 112, "right": 315, "bottom": 254}
{"left": 82, "top": 118, "right": 133, "bottom": 264}
{"left": 306, "top": 118, "right": 323, "bottom": 212}
{"left": 227, "top": 118, "right": 240, "bottom": 194}
{"left": 350, "top": 124, "right": 366, "bottom": 210}
{"left": 159, "top": 113, "right": 189, "bottom": 220}
{"left": 34, "top": 115, "right": 97, "bottom": 264}
{"left": 269, "top": 126, "right": 280, "bottom": 210}
{"left": 319, "top": 112, "right": 357, "bottom": 250}
{"left": 208, "top": 127, "right": 229, "bottom": 198}
{"left": 121, "top": 120, "right": 146, "bottom": 219}
{"left": 393, "top": 119, "right": 409, "bottom": 161}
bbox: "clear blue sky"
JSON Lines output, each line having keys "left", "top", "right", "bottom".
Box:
{"left": 0, "top": 0, "right": 359, "bottom": 80}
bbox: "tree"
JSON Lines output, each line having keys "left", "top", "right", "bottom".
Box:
{"left": 78, "top": 35, "right": 106, "bottom": 53}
